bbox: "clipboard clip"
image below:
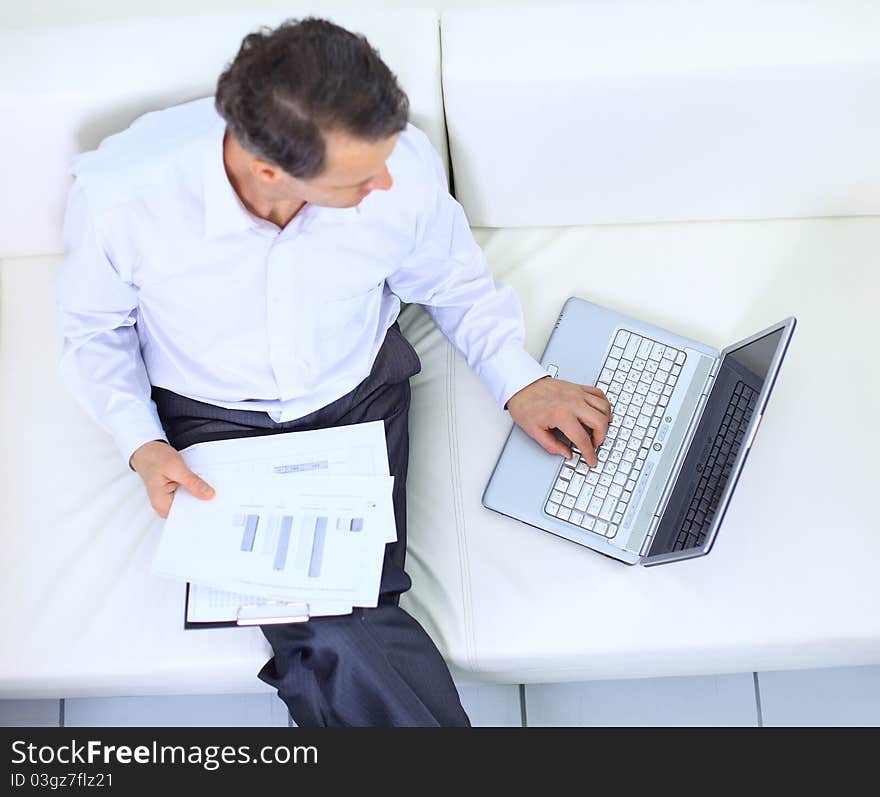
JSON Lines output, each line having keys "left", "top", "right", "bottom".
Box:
{"left": 236, "top": 601, "right": 310, "bottom": 626}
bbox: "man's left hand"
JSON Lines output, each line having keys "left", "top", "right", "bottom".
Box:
{"left": 506, "top": 376, "right": 612, "bottom": 468}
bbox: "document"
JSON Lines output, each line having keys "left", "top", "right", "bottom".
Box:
{"left": 184, "top": 585, "right": 354, "bottom": 623}
{"left": 149, "top": 422, "right": 396, "bottom": 624}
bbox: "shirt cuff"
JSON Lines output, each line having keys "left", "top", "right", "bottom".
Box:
{"left": 110, "top": 406, "right": 170, "bottom": 471}
{"left": 475, "top": 344, "right": 550, "bottom": 410}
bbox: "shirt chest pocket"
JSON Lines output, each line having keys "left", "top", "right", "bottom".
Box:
{"left": 316, "top": 280, "right": 384, "bottom": 334}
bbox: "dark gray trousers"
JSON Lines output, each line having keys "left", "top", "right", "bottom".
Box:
{"left": 151, "top": 323, "right": 471, "bottom": 727}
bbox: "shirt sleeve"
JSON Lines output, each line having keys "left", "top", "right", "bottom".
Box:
{"left": 386, "top": 139, "right": 548, "bottom": 410}
{"left": 51, "top": 179, "right": 169, "bottom": 470}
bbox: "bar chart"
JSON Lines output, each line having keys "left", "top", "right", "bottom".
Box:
{"left": 234, "top": 510, "right": 368, "bottom": 580}
{"left": 153, "top": 464, "right": 397, "bottom": 611}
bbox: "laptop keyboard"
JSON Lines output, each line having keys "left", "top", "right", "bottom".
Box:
{"left": 544, "top": 329, "right": 687, "bottom": 539}
{"left": 673, "top": 380, "right": 758, "bottom": 551}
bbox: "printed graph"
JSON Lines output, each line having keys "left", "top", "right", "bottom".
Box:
{"left": 233, "top": 510, "right": 366, "bottom": 579}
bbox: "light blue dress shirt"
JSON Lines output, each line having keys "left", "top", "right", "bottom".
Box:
{"left": 51, "top": 97, "right": 547, "bottom": 468}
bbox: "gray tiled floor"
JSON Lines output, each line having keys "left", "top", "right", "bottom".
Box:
{"left": 0, "top": 699, "right": 62, "bottom": 727}
{"left": 757, "top": 665, "right": 880, "bottom": 727}
{"left": 63, "top": 692, "right": 291, "bottom": 727}
{"left": 524, "top": 672, "right": 758, "bottom": 727}
{"left": 2, "top": 666, "right": 878, "bottom": 726}
{"left": 457, "top": 684, "right": 523, "bottom": 727}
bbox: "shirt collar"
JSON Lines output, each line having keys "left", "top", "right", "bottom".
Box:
{"left": 203, "top": 120, "right": 361, "bottom": 239}
{"left": 203, "top": 120, "right": 266, "bottom": 239}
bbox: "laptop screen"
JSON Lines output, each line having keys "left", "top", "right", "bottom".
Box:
{"left": 644, "top": 326, "right": 787, "bottom": 560}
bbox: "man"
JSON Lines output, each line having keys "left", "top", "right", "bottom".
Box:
{"left": 52, "top": 17, "right": 611, "bottom": 726}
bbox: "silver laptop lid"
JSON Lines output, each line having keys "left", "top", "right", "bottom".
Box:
{"left": 641, "top": 317, "right": 797, "bottom": 565}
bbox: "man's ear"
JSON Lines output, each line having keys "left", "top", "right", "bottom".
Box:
{"left": 251, "top": 158, "right": 281, "bottom": 183}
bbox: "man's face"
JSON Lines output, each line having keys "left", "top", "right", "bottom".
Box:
{"left": 261, "top": 129, "right": 400, "bottom": 209}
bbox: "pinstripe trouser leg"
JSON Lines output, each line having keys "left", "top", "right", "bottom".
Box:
{"left": 151, "top": 323, "right": 471, "bottom": 727}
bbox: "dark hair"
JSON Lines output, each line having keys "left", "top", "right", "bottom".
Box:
{"left": 215, "top": 17, "right": 409, "bottom": 179}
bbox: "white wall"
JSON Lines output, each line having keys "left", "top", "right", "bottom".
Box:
{"left": 2, "top": 0, "right": 543, "bottom": 28}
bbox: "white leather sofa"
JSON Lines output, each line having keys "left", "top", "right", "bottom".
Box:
{"left": 2, "top": 1, "right": 879, "bottom": 700}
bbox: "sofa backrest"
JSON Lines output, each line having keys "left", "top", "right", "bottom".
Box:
{"left": 0, "top": 9, "right": 445, "bottom": 258}
{"left": 440, "top": 0, "right": 880, "bottom": 228}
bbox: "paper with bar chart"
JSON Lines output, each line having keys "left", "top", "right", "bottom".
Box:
{"left": 148, "top": 421, "right": 397, "bottom": 622}
{"left": 152, "top": 475, "right": 394, "bottom": 603}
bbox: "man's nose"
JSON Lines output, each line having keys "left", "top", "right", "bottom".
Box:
{"left": 366, "top": 167, "right": 393, "bottom": 193}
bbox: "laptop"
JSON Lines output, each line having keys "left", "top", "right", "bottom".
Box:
{"left": 482, "top": 297, "right": 796, "bottom": 566}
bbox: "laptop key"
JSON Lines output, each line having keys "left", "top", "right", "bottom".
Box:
{"left": 575, "top": 486, "right": 594, "bottom": 511}
{"left": 623, "top": 336, "right": 640, "bottom": 361}
{"left": 568, "top": 473, "right": 585, "bottom": 493}
{"left": 599, "top": 495, "right": 617, "bottom": 520}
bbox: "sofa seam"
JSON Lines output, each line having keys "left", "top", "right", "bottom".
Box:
{"left": 437, "top": 12, "right": 455, "bottom": 198}
{"left": 446, "top": 343, "right": 478, "bottom": 672}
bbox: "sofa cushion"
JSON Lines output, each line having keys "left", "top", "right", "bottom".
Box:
{"left": 398, "top": 215, "right": 880, "bottom": 683}
{"left": 0, "top": 8, "right": 446, "bottom": 259}
{"left": 440, "top": 1, "right": 880, "bottom": 227}
{"left": 4, "top": 214, "right": 878, "bottom": 695}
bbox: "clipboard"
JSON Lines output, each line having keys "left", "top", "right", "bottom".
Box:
{"left": 183, "top": 582, "right": 313, "bottom": 630}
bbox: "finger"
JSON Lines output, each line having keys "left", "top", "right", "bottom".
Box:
{"left": 151, "top": 491, "right": 173, "bottom": 520}
{"left": 560, "top": 415, "right": 597, "bottom": 467}
{"left": 530, "top": 427, "right": 572, "bottom": 458}
{"left": 574, "top": 399, "right": 611, "bottom": 448}
{"left": 581, "top": 386, "right": 613, "bottom": 419}
{"left": 168, "top": 461, "right": 215, "bottom": 499}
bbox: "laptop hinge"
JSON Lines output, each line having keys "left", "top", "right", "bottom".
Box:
{"left": 640, "top": 354, "right": 718, "bottom": 558}
{"left": 640, "top": 515, "right": 662, "bottom": 557}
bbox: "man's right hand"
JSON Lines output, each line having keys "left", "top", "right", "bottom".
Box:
{"left": 129, "top": 440, "right": 216, "bottom": 519}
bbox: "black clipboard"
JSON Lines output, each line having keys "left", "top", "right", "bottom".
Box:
{"left": 183, "top": 582, "right": 311, "bottom": 630}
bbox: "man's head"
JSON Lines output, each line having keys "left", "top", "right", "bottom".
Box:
{"left": 215, "top": 17, "right": 409, "bottom": 209}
